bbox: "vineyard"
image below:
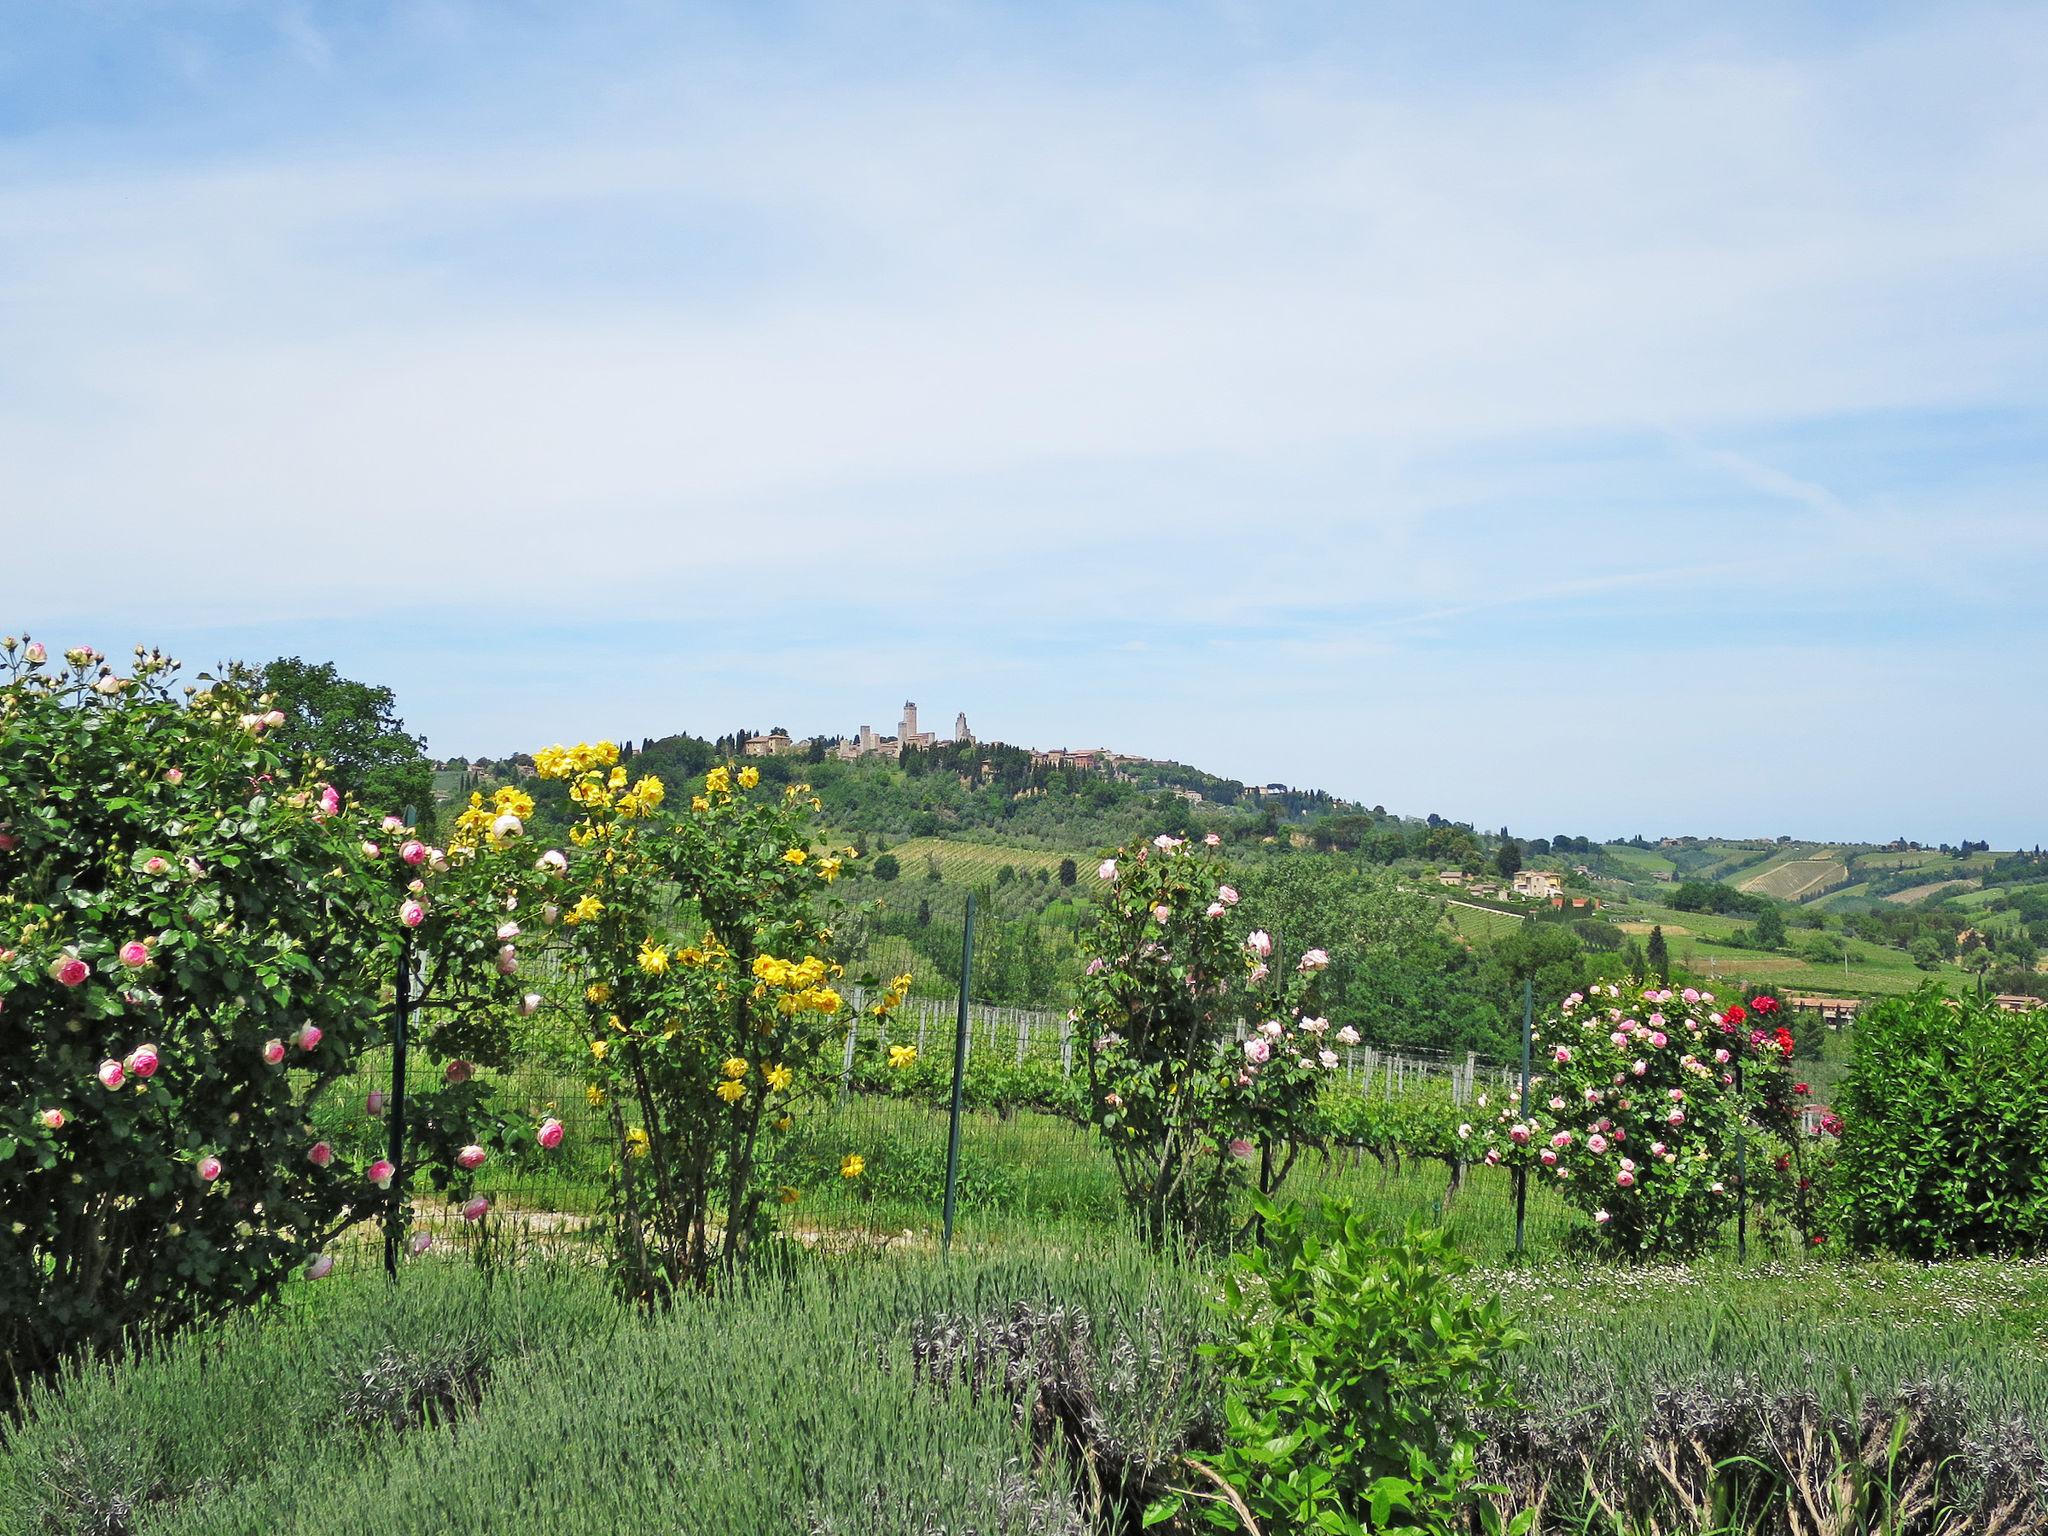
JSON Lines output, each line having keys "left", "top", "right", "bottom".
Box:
{"left": 880, "top": 835, "right": 1078, "bottom": 885}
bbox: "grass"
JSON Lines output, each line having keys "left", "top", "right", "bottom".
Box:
{"left": 11, "top": 1227, "right": 2047, "bottom": 1535}
{"left": 1608, "top": 900, "right": 1972, "bottom": 998}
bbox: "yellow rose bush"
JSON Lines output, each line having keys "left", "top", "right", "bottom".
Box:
{"left": 537, "top": 748, "right": 886, "bottom": 1296}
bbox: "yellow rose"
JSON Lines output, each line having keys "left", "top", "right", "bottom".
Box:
{"left": 738, "top": 766, "right": 760, "bottom": 789}
{"left": 888, "top": 1044, "right": 918, "bottom": 1069}
{"left": 715, "top": 1080, "right": 747, "bottom": 1104}
{"left": 777, "top": 1185, "right": 801, "bottom": 1204}
{"left": 840, "top": 1154, "right": 865, "bottom": 1179}
{"left": 721, "top": 1056, "right": 748, "bottom": 1080}
{"left": 637, "top": 943, "right": 669, "bottom": 975}
{"left": 782, "top": 848, "right": 807, "bottom": 866}
{"left": 764, "top": 1064, "right": 793, "bottom": 1093}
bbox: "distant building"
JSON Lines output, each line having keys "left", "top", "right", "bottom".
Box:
{"left": 1787, "top": 996, "right": 1861, "bottom": 1027}
{"left": 1994, "top": 994, "right": 2044, "bottom": 1012}
{"left": 954, "top": 711, "right": 971, "bottom": 743}
{"left": 1512, "top": 870, "right": 1564, "bottom": 900}
{"left": 898, "top": 701, "right": 937, "bottom": 750}
{"left": 743, "top": 730, "right": 801, "bottom": 757}
{"left": 1436, "top": 870, "right": 1466, "bottom": 887}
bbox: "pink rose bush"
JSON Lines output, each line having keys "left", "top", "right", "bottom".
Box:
{"left": 0, "top": 640, "right": 561, "bottom": 1379}
{"left": 1079, "top": 832, "right": 1332, "bottom": 1246}
{"left": 1468, "top": 985, "right": 1797, "bottom": 1258}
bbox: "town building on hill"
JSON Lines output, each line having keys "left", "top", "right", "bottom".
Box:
{"left": 743, "top": 730, "right": 804, "bottom": 757}
{"left": 954, "top": 711, "right": 971, "bottom": 743}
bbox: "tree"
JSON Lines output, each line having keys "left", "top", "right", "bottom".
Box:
{"left": 1058, "top": 857, "right": 1077, "bottom": 887}
{"left": 873, "top": 853, "right": 901, "bottom": 882}
{"left": 260, "top": 657, "right": 433, "bottom": 820}
{"left": 1753, "top": 904, "right": 1787, "bottom": 949}
{"left": 1646, "top": 925, "right": 1670, "bottom": 984}
{"left": 1494, "top": 840, "right": 1524, "bottom": 880}
{"left": 1908, "top": 933, "right": 1944, "bottom": 970}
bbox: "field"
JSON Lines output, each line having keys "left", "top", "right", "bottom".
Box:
{"left": 1609, "top": 899, "right": 1972, "bottom": 997}
{"left": 1883, "top": 876, "right": 1978, "bottom": 904}
{"left": 880, "top": 835, "right": 1078, "bottom": 885}
{"left": 1737, "top": 852, "right": 1848, "bottom": 902}
{"left": 1442, "top": 898, "right": 1526, "bottom": 943}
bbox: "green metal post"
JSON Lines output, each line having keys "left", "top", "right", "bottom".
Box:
{"left": 1735, "top": 1056, "right": 1748, "bottom": 1264}
{"left": 382, "top": 803, "right": 419, "bottom": 1278}
{"left": 941, "top": 893, "right": 976, "bottom": 1255}
{"left": 1514, "top": 976, "right": 1532, "bottom": 1255}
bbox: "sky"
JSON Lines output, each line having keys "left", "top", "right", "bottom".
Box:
{"left": 2, "top": 2, "right": 2045, "bottom": 846}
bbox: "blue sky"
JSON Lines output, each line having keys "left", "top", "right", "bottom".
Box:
{"left": 2, "top": 2, "right": 2045, "bottom": 845}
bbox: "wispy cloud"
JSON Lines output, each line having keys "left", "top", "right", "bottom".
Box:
{"left": 0, "top": 2, "right": 2044, "bottom": 841}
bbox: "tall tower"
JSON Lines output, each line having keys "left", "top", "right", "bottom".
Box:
{"left": 900, "top": 700, "right": 918, "bottom": 741}
{"left": 954, "top": 711, "right": 970, "bottom": 743}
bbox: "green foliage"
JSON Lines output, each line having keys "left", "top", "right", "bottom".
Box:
{"left": 1081, "top": 837, "right": 1333, "bottom": 1247}
{"left": 1833, "top": 988, "right": 2048, "bottom": 1258}
{"left": 1472, "top": 986, "right": 1798, "bottom": 1260}
{"left": 1176, "top": 1201, "right": 1526, "bottom": 1536}
{"left": 0, "top": 642, "right": 541, "bottom": 1386}
{"left": 259, "top": 657, "right": 434, "bottom": 825}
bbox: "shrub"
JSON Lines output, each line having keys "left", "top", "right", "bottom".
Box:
{"left": 1833, "top": 988, "right": 2048, "bottom": 1258}
{"left": 1170, "top": 1200, "right": 1526, "bottom": 1536}
{"left": 1470, "top": 985, "right": 1797, "bottom": 1259}
{"left": 539, "top": 751, "right": 911, "bottom": 1295}
{"left": 1078, "top": 835, "right": 1336, "bottom": 1247}
{"left": 0, "top": 643, "right": 542, "bottom": 1384}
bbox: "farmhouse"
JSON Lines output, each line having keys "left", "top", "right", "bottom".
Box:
{"left": 1512, "top": 869, "right": 1564, "bottom": 900}
{"left": 1787, "top": 995, "right": 1861, "bottom": 1027}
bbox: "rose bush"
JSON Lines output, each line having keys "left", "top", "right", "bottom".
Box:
{"left": 0, "top": 641, "right": 551, "bottom": 1383}
{"left": 536, "top": 748, "right": 902, "bottom": 1296}
{"left": 1079, "top": 833, "right": 1335, "bottom": 1246}
{"left": 1469, "top": 984, "right": 1796, "bottom": 1259}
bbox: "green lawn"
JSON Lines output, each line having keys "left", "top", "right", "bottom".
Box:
{"left": 880, "top": 835, "right": 1079, "bottom": 885}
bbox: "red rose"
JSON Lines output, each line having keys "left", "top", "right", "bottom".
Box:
{"left": 1775, "top": 1028, "right": 1795, "bottom": 1058}
{"left": 1752, "top": 994, "right": 1780, "bottom": 1015}
{"left": 1793, "top": 1081, "right": 1810, "bottom": 1095}
{"left": 1724, "top": 1003, "right": 1749, "bottom": 1026}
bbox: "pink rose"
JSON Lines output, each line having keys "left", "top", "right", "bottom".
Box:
{"left": 316, "top": 784, "right": 340, "bottom": 818}
{"left": 1667, "top": 1108, "right": 1686, "bottom": 1126}
{"left": 1218, "top": 885, "right": 1239, "bottom": 906}
{"left": 366, "top": 1159, "right": 396, "bottom": 1189}
{"left": 198, "top": 1155, "right": 222, "bottom": 1181}
{"left": 262, "top": 709, "right": 286, "bottom": 729}
{"left": 1204, "top": 833, "right": 1222, "bottom": 846}
{"left": 444, "top": 1059, "right": 473, "bottom": 1085}
{"left": 1248, "top": 963, "right": 1269, "bottom": 984}
{"left": 1553, "top": 1046, "right": 1572, "bottom": 1064}
{"left": 124, "top": 1044, "right": 159, "bottom": 1079}
{"left": 97, "top": 1058, "right": 125, "bottom": 1090}
{"left": 455, "top": 1144, "right": 487, "bottom": 1171}
{"left": 1617, "top": 1170, "right": 1636, "bottom": 1187}
{"left": 296, "top": 1023, "right": 323, "bottom": 1052}
{"left": 1227, "top": 1137, "right": 1253, "bottom": 1159}
{"left": 1298, "top": 948, "right": 1330, "bottom": 973}
{"left": 409, "top": 1232, "right": 434, "bottom": 1256}
{"left": 366, "top": 1089, "right": 386, "bottom": 1117}
{"left": 306, "top": 1253, "right": 334, "bottom": 1279}
{"left": 461, "top": 1195, "right": 491, "bottom": 1222}
{"left": 262, "top": 1038, "right": 286, "bottom": 1066}
{"left": 1588, "top": 1134, "right": 1609, "bottom": 1155}
{"left": 495, "top": 945, "right": 518, "bottom": 975}
{"left": 1152, "top": 905, "right": 1171, "bottom": 925}
{"left": 1245, "top": 930, "right": 1273, "bottom": 958}
{"left": 1243, "top": 1037, "right": 1271, "bottom": 1065}
{"left": 1509, "top": 1124, "right": 1531, "bottom": 1146}
{"left": 143, "top": 857, "right": 168, "bottom": 875}
{"left": 39, "top": 1107, "right": 65, "bottom": 1130}
{"left": 381, "top": 815, "right": 405, "bottom": 833}
{"left": 1258, "top": 1019, "right": 1284, "bottom": 1038}
{"left": 23, "top": 641, "right": 45, "bottom": 663}
{"left": 520, "top": 993, "right": 543, "bottom": 1016}
{"left": 1205, "top": 902, "right": 1226, "bottom": 918}
{"left": 537, "top": 1117, "right": 565, "bottom": 1150}
{"left": 1539, "top": 1147, "right": 1557, "bottom": 1166}
{"left": 1335, "top": 1025, "right": 1360, "bottom": 1046}
{"left": 400, "top": 840, "right": 427, "bottom": 865}
{"left": 185, "top": 857, "right": 207, "bottom": 879}
{"left": 361, "top": 841, "right": 382, "bottom": 859}
{"left": 1457, "top": 1122, "right": 1474, "bottom": 1140}
{"left": 537, "top": 848, "right": 568, "bottom": 875}
{"left": 399, "top": 899, "right": 425, "bottom": 929}
{"left": 496, "top": 921, "right": 520, "bottom": 942}
{"left": 52, "top": 955, "right": 90, "bottom": 988}
{"left": 1595, "top": 1209, "right": 1612, "bottom": 1225}
{"left": 308, "top": 1141, "right": 334, "bottom": 1168}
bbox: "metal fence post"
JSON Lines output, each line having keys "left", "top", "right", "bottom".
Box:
{"left": 1735, "top": 1056, "right": 1748, "bottom": 1263}
{"left": 382, "top": 892, "right": 416, "bottom": 1275}
{"left": 942, "top": 892, "right": 976, "bottom": 1255}
{"left": 1514, "top": 977, "right": 1532, "bottom": 1257}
